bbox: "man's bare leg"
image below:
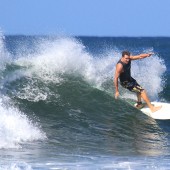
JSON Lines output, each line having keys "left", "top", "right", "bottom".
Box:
{"left": 140, "top": 90, "right": 162, "bottom": 112}
{"left": 135, "top": 93, "right": 145, "bottom": 109}
{"left": 137, "top": 92, "right": 142, "bottom": 103}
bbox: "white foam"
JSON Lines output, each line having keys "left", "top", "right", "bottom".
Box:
{"left": 131, "top": 54, "right": 166, "bottom": 100}
{"left": 0, "top": 97, "right": 46, "bottom": 149}
{"left": 0, "top": 32, "right": 12, "bottom": 71}
{"left": 0, "top": 162, "right": 32, "bottom": 170}
{"left": 12, "top": 37, "right": 116, "bottom": 100}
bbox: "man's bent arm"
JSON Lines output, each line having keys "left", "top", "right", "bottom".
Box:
{"left": 114, "top": 64, "right": 122, "bottom": 99}
{"left": 114, "top": 76, "right": 119, "bottom": 99}
{"left": 114, "top": 76, "right": 119, "bottom": 92}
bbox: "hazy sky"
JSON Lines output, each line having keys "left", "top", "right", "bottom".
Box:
{"left": 0, "top": 0, "right": 170, "bottom": 36}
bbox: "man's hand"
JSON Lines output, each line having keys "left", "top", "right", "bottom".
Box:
{"left": 115, "top": 91, "right": 119, "bottom": 99}
{"left": 147, "top": 52, "right": 154, "bottom": 57}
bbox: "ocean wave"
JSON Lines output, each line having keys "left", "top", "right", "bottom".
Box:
{"left": 0, "top": 35, "right": 170, "bottom": 169}
{"left": 0, "top": 36, "right": 166, "bottom": 102}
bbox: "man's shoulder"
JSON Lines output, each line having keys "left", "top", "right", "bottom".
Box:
{"left": 117, "top": 59, "right": 123, "bottom": 64}
{"left": 117, "top": 60, "right": 124, "bottom": 67}
{"left": 116, "top": 62, "right": 123, "bottom": 71}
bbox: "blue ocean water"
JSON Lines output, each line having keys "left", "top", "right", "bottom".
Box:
{"left": 0, "top": 34, "right": 170, "bottom": 169}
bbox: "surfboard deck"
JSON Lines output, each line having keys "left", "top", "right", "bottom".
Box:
{"left": 134, "top": 102, "right": 170, "bottom": 120}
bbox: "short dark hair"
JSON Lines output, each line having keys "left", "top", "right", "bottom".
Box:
{"left": 122, "top": 51, "right": 130, "bottom": 57}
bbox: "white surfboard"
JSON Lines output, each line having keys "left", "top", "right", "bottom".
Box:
{"left": 134, "top": 102, "right": 170, "bottom": 120}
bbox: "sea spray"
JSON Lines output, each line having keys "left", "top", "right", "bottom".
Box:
{"left": 0, "top": 33, "right": 12, "bottom": 71}
{"left": 132, "top": 54, "right": 166, "bottom": 100}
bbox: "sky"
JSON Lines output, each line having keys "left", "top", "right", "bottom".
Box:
{"left": 0, "top": 0, "right": 170, "bottom": 36}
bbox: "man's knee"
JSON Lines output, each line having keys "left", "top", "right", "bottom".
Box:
{"left": 140, "top": 89, "right": 145, "bottom": 93}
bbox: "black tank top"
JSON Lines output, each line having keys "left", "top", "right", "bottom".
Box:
{"left": 117, "top": 59, "right": 132, "bottom": 82}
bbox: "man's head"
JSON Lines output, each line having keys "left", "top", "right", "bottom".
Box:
{"left": 121, "top": 51, "right": 130, "bottom": 64}
{"left": 122, "top": 51, "right": 130, "bottom": 57}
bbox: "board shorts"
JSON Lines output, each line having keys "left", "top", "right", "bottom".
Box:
{"left": 120, "top": 78, "right": 144, "bottom": 93}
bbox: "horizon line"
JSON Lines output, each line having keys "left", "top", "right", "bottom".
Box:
{"left": 3, "top": 34, "right": 170, "bottom": 38}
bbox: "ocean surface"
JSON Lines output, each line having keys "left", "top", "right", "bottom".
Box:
{"left": 0, "top": 34, "right": 170, "bottom": 169}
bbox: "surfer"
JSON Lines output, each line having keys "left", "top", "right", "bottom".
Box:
{"left": 114, "top": 51, "right": 162, "bottom": 113}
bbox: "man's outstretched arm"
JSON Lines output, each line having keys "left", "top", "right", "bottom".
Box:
{"left": 130, "top": 53, "right": 153, "bottom": 60}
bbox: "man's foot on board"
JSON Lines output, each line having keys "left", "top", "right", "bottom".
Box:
{"left": 151, "top": 105, "right": 162, "bottom": 113}
{"left": 135, "top": 102, "right": 146, "bottom": 109}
